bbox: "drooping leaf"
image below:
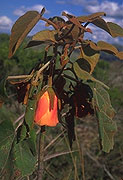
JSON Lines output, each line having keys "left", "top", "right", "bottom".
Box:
{"left": 25, "top": 40, "right": 44, "bottom": 48}
{"left": 89, "top": 40, "right": 118, "bottom": 54}
{"left": 0, "top": 120, "right": 15, "bottom": 172}
{"left": 72, "top": 82, "right": 94, "bottom": 118}
{"left": 107, "top": 22, "right": 123, "bottom": 37}
{"left": 97, "top": 41, "right": 118, "bottom": 54}
{"left": 60, "top": 44, "right": 69, "bottom": 67}
{"left": 65, "top": 109, "right": 75, "bottom": 148}
{"left": 27, "top": 129, "right": 37, "bottom": 156}
{"left": 10, "top": 80, "right": 31, "bottom": 104}
{"left": 24, "top": 79, "right": 44, "bottom": 130}
{"left": 24, "top": 98, "right": 36, "bottom": 130}
{"left": 16, "top": 124, "right": 27, "bottom": 143}
{"left": 77, "top": 12, "right": 106, "bottom": 23}
{"left": 76, "top": 58, "right": 91, "bottom": 73}
{"left": 91, "top": 17, "right": 123, "bottom": 37}
{"left": 79, "top": 45, "right": 100, "bottom": 73}
{"left": 62, "top": 12, "right": 85, "bottom": 30}
{"left": 0, "top": 120, "right": 14, "bottom": 148}
{"left": 73, "top": 62, "right": 108, "bottom": 89}
{"left": 46, "top": 16, "right": 65, "bottom": 29}
{"left": 91, "top": 83, "right": 117, "bottom": 153}
{"left": 89, "top": 40, "right": 123, "bottom": 60}
{"left": 8, "top": 11, "right": 41, "bottom": 58}
{"left": 14, "top": 141, "right": 36, "bottom": 177}
{"left": 32, "top": 29, "right": 58, "bottom": 43}
{"left": 97, "top": 41, "right": 123, "bottom": 60}
{"left": 115, "top": 51, "right": 123, "bottom": 60}
{"left": 0, "top": 149, "right": 16, "bottom": 180}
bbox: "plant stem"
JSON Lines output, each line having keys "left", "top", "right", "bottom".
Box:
{"left": 7, "top": 75, "right": 32, "bottom": 80}
{"left": 37, "top": 127, "right": 45, "bottom": 180}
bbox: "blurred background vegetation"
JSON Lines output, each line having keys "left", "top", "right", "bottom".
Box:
{"left": 0, "top": 33, "right": 123, "bottom": 180}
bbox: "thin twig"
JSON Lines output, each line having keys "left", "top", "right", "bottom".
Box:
{"left": 44, "top": 168, "right": 57, "bottom": 179}
{"left": 37, "top": 127, "right": 45, "bottom": 180}
{"left": 86, "top": 151, "right": 115, "bottom": 180}
{"left": 7, "top": 61, "right": 50, "bottom": 81}
{"left": 44, "top": 150, "right": 78, "bottom": 162}
{"left": 34, "top": 61, "right": 50, "bottom": 83}
{"left": 13, "top": 113, "right": 25, "bottom": 125}
{"left": 64, "top": 136, "right": 80, "bottom": 180}
{"left": 75, "top": 128, "right": 85, "bottom": 180}
{"left": 7, "top": 75, "right": 32, "bottom": 80}
{"left": 40, "top": 17, "right": 58, "bottom": 30}
{"left": 44, "top": 130, "right": 65, "bottom": 151}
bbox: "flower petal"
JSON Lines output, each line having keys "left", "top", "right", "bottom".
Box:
{"left": 34, "top": 91, "right": 59, "bottom": 126}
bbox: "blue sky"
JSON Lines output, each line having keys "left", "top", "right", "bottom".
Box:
{"left": 0, "top": 0, "right": 123, "bottom": 44}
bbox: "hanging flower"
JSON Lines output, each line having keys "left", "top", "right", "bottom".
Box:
{"left": 34, "top": 91, "right": 59, "bottom": 126}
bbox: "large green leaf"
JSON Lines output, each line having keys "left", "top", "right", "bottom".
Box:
{"left": 76, "top": 58, "right": 91, "bottom": 73}
{"left": 77, "top": 12, "right": 106, "bottom": 23}
{"left": 79, "top": 45, "right": 100, "bottom": 73}
{"left": 91, "top": 17, "right": 123, "bottom": 37}
{"left": 24, "top": 98, "right": 36, "bottom": 130}
{"left": 27, "top": 129, "right": 37, "bottom": 156}
{"left": 32, "top": 29, "right": 58, "bottom": 43}
{"left": 0, "top": 120, "right": 15, "bottom": 172}
{"left": 92, "top": 83, "right": 117, "bottom": 153}
{"left": 62, "top": 12, "right": 85, "bottom": 30}
{"left": 73, "top": 62, "right": 109, "bottom": 89}
{"left": 107, "top": 22, "right": 123, "bottom": 37}
{"left": 25, "top": 40, "right": 44, "bottom": 48}
{"left": 14, "top": 141, "right": 37, "bottom": 177}
{"left": 97, "top": 41, "right": 118, "bottom": 54}
{"left": 9, "top": 11, "right": 41, "bottom": 58}
{"left": 89, "top": 40, "right": 123, "bottom": 60}
{"left": 16, "top": 124, "right": 27, "bottom": 143}
{"left": 24, "top": 81, "right": 44, "bottom": 130}
{"left": 115, "top": 51, "right": 123, "bottom": 60}
{"left": 0, "top": 149, "right": 15, "bottom": 180}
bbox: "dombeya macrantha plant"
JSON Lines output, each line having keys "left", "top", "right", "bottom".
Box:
{"left": 0, "top": 7, "right": 123, "bottom": 179}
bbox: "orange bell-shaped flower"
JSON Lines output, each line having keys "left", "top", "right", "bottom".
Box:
{"left": 34, "top": 91, "right": 59, "bottom": 126}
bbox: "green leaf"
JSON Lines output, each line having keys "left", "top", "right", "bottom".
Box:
{"left": 92, "top": 83, "right": 117, "bottom": 153}
{"left": 115, "top": 51, "right": 123, "bottom": 60}
{"left": 79, "top": 45, "right": 100, "bottom": 73}
{"left": 0, "top": 151, "right": 15, "bottom": 180}
{"left": 97, "top": 41, "right": 118, "bottom": 54}
{"left": 9, "top": 11, "right": 41, "bottom": 58}
{"left": 27, "top": 129, "right": 37, "bottom": 156}
{"left": 76, "top": 58, "right": 91, "bottom": 73}
{"left": 107, "top": 22, "right": 123, "bottom": 37}
{"left": 62, "top": 12, "right": 85, "bottom": 30}
{"left": 24, "top": 98, "right": 36, "bottom": 130}
{"left": 91, "top": 17, "right": 123, "bottom": 37}
{"left": 73, "top": 62, "right": 109, "bottom": 89}
{"left": 25, "top": 40, "right": 43, "bottom": 48}
{"left": 14, "top": 141, "right": 37, "bottom": 177}
{"left": 89, "top": 40, "right": 123, "bottom": 60}
{"left": 24, "top": 82, "right": 44, "bottom": 130}
{"left": 0, "top": 120, "right": 14, "bottom": 172}
{"left": 77, "top": 12, "right": 106, "bottom": 23}
{"left": 16, "top": 124, "right": 27, "bottom": 143}
{"left": 32, "top": 29, "right": 58, "bottom": 43}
